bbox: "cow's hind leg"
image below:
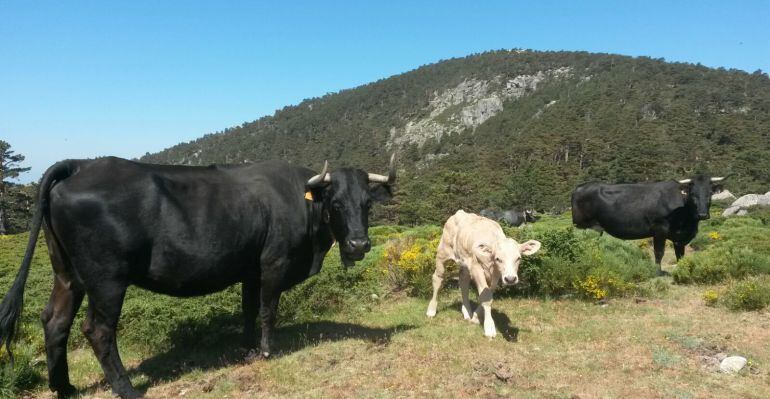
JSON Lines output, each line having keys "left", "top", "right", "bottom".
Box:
{"left": 41, "top": 275, "right": 84, "bottom": 397}
{"left": 259, "top": 280, "right": 282, "bottom": 358}
{"left": 653, "top": 234, "right": 666, "bottom": 276}
{"left": 242, "top": 278, "right": 260, "bottom": 349}
{"left": 82, "top": 284, "right": 138, "bottom": 399}
{"left": 426, "top": 251, "right": 449, "bottom": 318}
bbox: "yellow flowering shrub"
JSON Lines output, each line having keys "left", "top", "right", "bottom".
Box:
{"left": 575, "top": 274, "right": 634, "bottom": 300}
{"left": 702, "top": 289, "right": 719, "bottom": 306}
{"left": 380, "top": 236, "right": 441, "bottom": 296}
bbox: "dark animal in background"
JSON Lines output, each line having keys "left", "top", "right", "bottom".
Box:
{"left": 0, "top": 155, "right": 396, "bottom": 399}
{"left": 571, "top": 175, "right": 724, "bottom": 274}
{"left": 479, "top": 208, "right": 538, "bottom": 227}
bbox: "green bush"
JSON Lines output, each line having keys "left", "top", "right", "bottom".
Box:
{"left": 721, "top": 276, "right": 770, "bottom": 311}
{"left": 673, "top": 243, "right": 770, "bottom": 284}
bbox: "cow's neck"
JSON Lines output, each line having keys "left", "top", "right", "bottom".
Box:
{"left": 307, "top": 200, "right": 334, "bottom": 276}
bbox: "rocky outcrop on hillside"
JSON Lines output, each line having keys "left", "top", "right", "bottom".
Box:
{"left": 387, "top": 67, "right": 572, "bottom": 148}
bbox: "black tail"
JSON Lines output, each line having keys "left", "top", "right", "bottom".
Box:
{"left": 0, "top": 161, "right": 73, "bottom": 364}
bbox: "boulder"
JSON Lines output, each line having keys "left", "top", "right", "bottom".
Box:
{"left": 719, "top": 356, "right": 747, "bottom": 373}
{"left": 731, "top": 194, "right": 763, "bottom": 208}
{"left": 722, "top": 206, "right": 741, "bottom": 217}
{"left": 737, "top": 209, "right": 748, "bottom": 216}
{"left": 712, "top": 190, "right": 736, "bottom": 201}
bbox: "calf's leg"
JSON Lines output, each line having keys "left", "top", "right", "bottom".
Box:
{"left": 459, "top": 267, "right": 473, "bottom": 320}
{"left": 470, "top": 269, "right": 496, "bottom": 337}
{"left": 426, "top": 252, "right": 449, "bottom": 317}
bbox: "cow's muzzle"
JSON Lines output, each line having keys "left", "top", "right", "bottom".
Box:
{"left": 340, "top": 238, "right": 370, "bottom": 266}
{"left": 503, "top": 275, "right": 519, "bottom": 285}
{"left": 698, "top": 213, "right": 710, "bottom": 220}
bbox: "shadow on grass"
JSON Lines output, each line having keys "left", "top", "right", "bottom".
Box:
{"left": 445, "top": 299, "right": 519, "bottom": 342}
{"left": 99, "top": 312, "right": 414, "bottom": 392}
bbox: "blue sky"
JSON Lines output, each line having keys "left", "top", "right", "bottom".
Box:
{"left": 2, "top": 1, "right": 768, "bottom": 182}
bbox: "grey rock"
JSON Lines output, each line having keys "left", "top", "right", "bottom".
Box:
{"left": 712, "top": 190, "right": 736, "bottom": 201}
{"left": 722, "top": 206, "right": 741, "bottom": 217}
{"left": 731, "top": 194, "right": 763, "bottom": 208}
{"left": 737, "top": 209, "right": 748, "bottom": 216}
{"left": 719, "top": 356, "right": 747, "bottom": 373}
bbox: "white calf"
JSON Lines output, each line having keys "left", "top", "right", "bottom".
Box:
{"left": 426, "top": 210, "right": 541, "bottom": 337}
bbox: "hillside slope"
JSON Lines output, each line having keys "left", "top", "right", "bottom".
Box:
{"left": 141, "top": 50, "right": 770, "bottom": 223}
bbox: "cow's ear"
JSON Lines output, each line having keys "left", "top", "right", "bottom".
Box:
{"left": 712, "top": 184, "right": 724, "bottom": 194}
{"left": 519, "top": 240, "right": 541, "bottom": 256}
{"left": 370, "top": 184, "right": 393, "bottom": 203}
{"left": 679, "top": 182, "right": 692, "bottom": 197}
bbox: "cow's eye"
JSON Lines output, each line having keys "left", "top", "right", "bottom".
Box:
{"left": 332, "top": 202, "right": 344, "bottom": 211}
{"left": 495, "top": 257, "right": 502, "bottom": 263}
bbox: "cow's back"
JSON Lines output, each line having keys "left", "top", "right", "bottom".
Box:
{"left": 572, "top": 180, "right": 686, "bottom": 239}
{"left": 443, "top": 210, "right": 505, "bottom": 259}
{"left": 47, "top": 157, "right": 313, "bottom": 296}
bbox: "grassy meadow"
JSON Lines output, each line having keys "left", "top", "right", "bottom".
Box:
{"left": 1, "top": 208, "right": 769, "bottom": 398}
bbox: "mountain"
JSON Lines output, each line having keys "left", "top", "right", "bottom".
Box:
{"left": 141, "top": 50, "right": 770, "bottom": 224}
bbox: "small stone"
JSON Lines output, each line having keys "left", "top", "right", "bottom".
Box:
{"left": 719, "top": 356, "right": 747, "bottom": 373}
{"left": 736, "top": 209, "right": 748, "bottom": 216}
{"left": 722, "top": 206, "right": 741, "bottom": 217}
{"left": 370, "top": 293, "right": 379, "bottom": 299}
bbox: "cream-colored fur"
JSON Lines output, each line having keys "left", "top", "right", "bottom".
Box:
{"left": 426, "top": 210, "right": 541, "bottom": 337}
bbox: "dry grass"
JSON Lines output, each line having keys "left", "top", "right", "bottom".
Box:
{"left": 27, "top": 280, "right": 770, "bottom": 399}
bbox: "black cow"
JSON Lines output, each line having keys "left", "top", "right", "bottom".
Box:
{"left": 479, "top": 208, "right": 537, "bottom": 227}
{"left": 0, "top": 155, "right": 396, "bottom": 398}
{"left": 571, "top": 175, "right": 724, "bottom": 274}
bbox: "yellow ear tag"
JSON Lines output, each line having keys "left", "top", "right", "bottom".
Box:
{"left": 305, "top": 191, "right": 314, "bottom": 201}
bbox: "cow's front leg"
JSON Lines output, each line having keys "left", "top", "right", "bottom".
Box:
{"left": 259, "top": 286, "right": 281, "bottom": 358}
{"left": 241, "top": 278, "right": 260, "bottom": 349}
{"left": 459, "top": 267, "right": 473, "bottom": 320}
{"left": 673, "top": 242, "right": 686, "bottom": 262}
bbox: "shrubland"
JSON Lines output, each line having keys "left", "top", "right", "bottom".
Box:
{"left": 0, "top": 210, "right": 769, "bottom": 396}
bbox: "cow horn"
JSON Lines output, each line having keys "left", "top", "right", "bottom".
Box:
{"left": 710, "top": 177, "right": 725, "bottom": 182}
{"left": 678, "top": 179, "right": 692, "bottom": 184}
{"left": 367, "top": 153, "right": 397, "bottom": 184}
{"left": 306, "top": 160, "right": 331, "bottom": 187}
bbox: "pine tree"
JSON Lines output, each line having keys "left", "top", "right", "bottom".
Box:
{"left": 0, "top": 140, "right": 31, "bottom": 235}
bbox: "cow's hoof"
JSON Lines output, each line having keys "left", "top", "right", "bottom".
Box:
{"left": 469, "top": 316, "right": 480, "bottom": 324}
{"left": 54, "top": 383, "right": 78, "bottom": 398}
{"left": 484, "top": 330, "right": 497, "bottom": 338}
{"left": 426, "top": 309, "right": 436, "bottom": 318}
{"left": 261, "top": 351, "right": 271, "bottom": 359}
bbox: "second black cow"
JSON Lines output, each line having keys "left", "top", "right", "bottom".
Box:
{"left": 479, "top": 208, "right": 538, "bottom": 227}
{"left": 571, "top": 175, "right": 724, "bottom": 274}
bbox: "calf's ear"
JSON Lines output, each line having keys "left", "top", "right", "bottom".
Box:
{"left": 519, "top": 240, "right": 542, "bottom": 256}
{"left": 369, "top": 184, "right": 393, "bottom": 202}
{"left": 473, "top": 243, "right": 494, "bottom": 262}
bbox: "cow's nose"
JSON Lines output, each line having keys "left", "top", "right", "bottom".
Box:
{"left": 347, "top": 238, "right": 371, "bottom": 252}
{"left": 699, "top": 213, "right": 710, "bottom": 220}
{"left": 503, "top": 275, "right": 519, "bottom": 285}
